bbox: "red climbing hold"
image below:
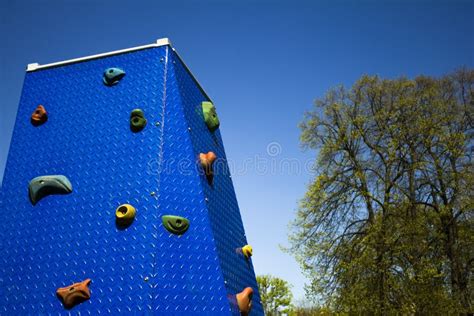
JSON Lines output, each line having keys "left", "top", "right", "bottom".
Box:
{"left": 31, "top": 105, "right": 48, "bottom": 126}
{"left": 199, "top": 151, "right": 217, "bottom": 184}
{"left": 236, "top": 287, "right": 254, "bottom": 316}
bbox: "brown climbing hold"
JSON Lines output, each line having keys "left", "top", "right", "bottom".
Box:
{"left": 199, "top": 151, "right": 217, "bottom": 184}
{"left": 236, "top": 287, "right": 253, "bottom": 316}
{"left": 31, "top": 105, "right": 48, "bottom": 126}
{"left": 56, "top": 279, "right": 91, "bottom": 309}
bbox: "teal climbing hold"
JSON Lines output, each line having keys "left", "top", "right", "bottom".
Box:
{"left": 130, "top": 109, "right": 147, "bottom": 132}
{"left": 103, "top": 67, "right": 126, "bottom": 86}
{"left": 28, "top": 175, "right": 73, "bottom": 205}
{"left": 201, "top": 101, "right": 220, "bottom": 132}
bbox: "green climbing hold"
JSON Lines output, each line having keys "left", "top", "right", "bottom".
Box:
{"left": 130, "top": 109, "right": 147, "bottom": 132}
{"left": 201, "top": 101, "right": 220, "bottom": 132}
{"left": 162, "top": 215, "right": 190, "bottom": 235}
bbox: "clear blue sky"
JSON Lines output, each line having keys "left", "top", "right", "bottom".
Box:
{"left": 1, "top": 0, "right": 473, "bottom": 302}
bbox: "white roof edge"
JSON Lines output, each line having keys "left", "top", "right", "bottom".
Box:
{"left": 26, "top": 38, "right": 172, "bottom": 72}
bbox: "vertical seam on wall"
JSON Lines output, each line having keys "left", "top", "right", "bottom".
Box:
{"left": 152, "top": 45, "right": 169, "bottom": 310}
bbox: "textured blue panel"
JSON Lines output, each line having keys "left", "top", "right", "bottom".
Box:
{"left": 167, "top": 51, "right": 264, "bottom": 315}
{"left": 0, "top": 47, "right": 166, "bottom": 315}
{"left": 0, "top": 44, "right": 261, "bottom": 315}
{"left": 151, "top": 48, "right": 230, "bottom": 314}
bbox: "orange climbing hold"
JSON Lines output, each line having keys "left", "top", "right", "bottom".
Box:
{"left": 56, "top": 278, "right": 91, "bottom": 309}
{"left": 236, "top": 287, "right": 253, "bottom": 316}
{"left": 199, "top": 151, "right": 217, "bottom": 184}
{"left": 31, "top": 105, "right": 48, "bottom": 126}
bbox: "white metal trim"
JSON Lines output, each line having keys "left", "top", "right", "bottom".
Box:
{"left": 25, "top": 37, "right": 212, "bottom": 101}
{"left": 171, "top": 47, "right": 212, "bottom": 102}
{"left": 156, "top": 38, "right": 171, "bottom": 46}
{"left": 26, "top": 38, "right": 171, "bottom": 72}
{"left": 27, "top": 63, "right": 40, "bottom": 71}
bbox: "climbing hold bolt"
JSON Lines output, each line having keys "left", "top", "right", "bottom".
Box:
{"left": 130, "top": 109, "right": 147, "bottom": 132}
{"left": 103, "top": 67, "right": 125, "bottom": 86}
{"left": 201, "top": 101, "right": 220, "bottom": 132}
{"left": 56, "top": 278, "right": 91, "bottom": 309}
{"left": 242, "top": 245, "right": 253, "bottom": 259}
{"left": 199, "top": 151, "right": 217, "bottom": 184}
{"left": 236, "top": 287, "right": 254, "bottom": 316}
{"left": 162, "top": 215, "right": 190, "bottom": 235}
{"left": 115, "top": 204, "right": 136, "bottom": 227}
{"left": 28, "top": 175, "right": 73, "bottom": 205}
{"left": 31, "top": 105, "right": 48, "bottom": 126}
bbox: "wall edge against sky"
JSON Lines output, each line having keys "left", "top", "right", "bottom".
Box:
{"left": 26, "top": 38, "right": 171, "bottom": 72}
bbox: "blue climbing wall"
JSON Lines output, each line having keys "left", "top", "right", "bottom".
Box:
{"left": 0, "top": 43, "right": 262, "bottom": 315}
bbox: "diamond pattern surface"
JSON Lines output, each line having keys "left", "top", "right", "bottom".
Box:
{"left": 0, "top": 47, "right": 166, "bottom": 315}
{"left": 0, "top": 44, "right": 261, "bottom": 315}
{"left": 151, "top": 47, "right": 229, "bottom": 314}
{"left": 168, "top": 51, "right": 264, "bottom": 315}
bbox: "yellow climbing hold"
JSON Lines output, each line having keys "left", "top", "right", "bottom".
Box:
{"left": 242, "top": 245, "right": 253, "bottom": 259}
{"left": 115, "top": 204, "right": 136, "bottom": 227}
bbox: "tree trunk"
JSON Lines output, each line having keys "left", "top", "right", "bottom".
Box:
{"left": 442, "top": 215, "right": 471, "bottom": 315}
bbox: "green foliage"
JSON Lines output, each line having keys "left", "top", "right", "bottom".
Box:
{"left": 289, "top": 68, "right": 474, "bottom": 314}
{"left": 290, "top": 300, "right": 335, "bottom": 316}
{"left": 257, "top": 275, "right": 294, "bottom": 315}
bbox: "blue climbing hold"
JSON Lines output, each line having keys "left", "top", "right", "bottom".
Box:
{"left": 103, "top": 68, "right": 126, "bottom": 86}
